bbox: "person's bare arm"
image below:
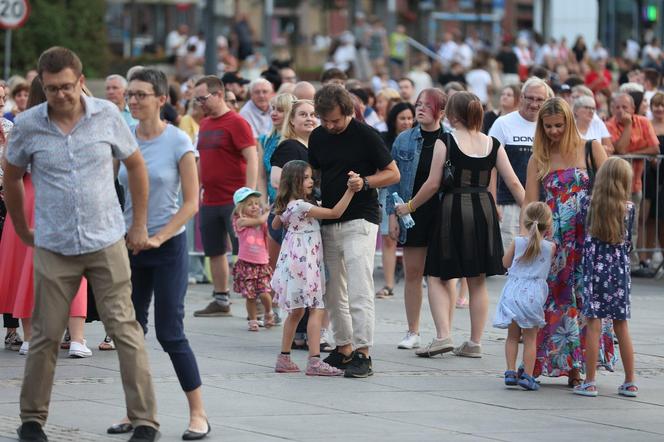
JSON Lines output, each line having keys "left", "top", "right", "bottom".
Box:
{"left": 502, "top": 240, "right": 516, "bottom": 269}
{"left": 613, "top": 118, "right": 632, "bottom": 154}
{"left": 591, "top": 139, "right": 608, "bottom": 168}
{"left": 2, "top": 161, "right": 32, "bottom": 246}
{"left": 270, "top": 166, "right": 282, "bottom": 190}
{"left": 523, "top": 157, "right": 541, "bottom": 207}
{"left": 144, "top": 152, "right": 199, "bottom": 249}
{"left": 495, "top": 145, "right": 525, "bottom": 206}
{"left": 242, "top": 146, "right": 258, "bottom": 189}
{"left": 353, "top": 161, "right": 400, "bottom": 191}
{"left": 236, "top": 211, "right": 269, "bottom": 228}
{"left": 122, "top": 150, "right": 149, "bottom": 253}
{"left": 395, "top": 139, "right": 445, "bottom": 215}
{"left": 601, "top": 137, "right": 614, "bottom": 155}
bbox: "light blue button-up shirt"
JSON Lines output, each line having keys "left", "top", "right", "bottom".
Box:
{"left": 6, "top": 96, "right": 138, "bottom": 256}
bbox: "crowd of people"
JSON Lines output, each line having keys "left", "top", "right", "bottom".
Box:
{"left": 0, "top": 21, "right": 663, "bottom": 441}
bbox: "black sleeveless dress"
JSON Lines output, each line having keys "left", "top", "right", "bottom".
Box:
{"left": 424, "top": 134, "right": 505, "bottom": 279}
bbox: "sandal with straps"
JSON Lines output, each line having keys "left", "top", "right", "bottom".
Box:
{"left": 98, "top": 335, "right": 115, "bottom": 351}
{"left": 573, "top": 381, "right": 598, "bottom": 397}
{"left": 518, "top": 373, "right": 540, "bottom": 391}
{"left": 247, "top": 320, "right": 260, "bottom": 332}
{"left": 618, "top": 382, "right": 638, "bottom": 397}
{"left": 375, "top": 286, "right": 394, "bottom": 299}
{"left": 504, "top": 370, "right": 518, "bottom": 386}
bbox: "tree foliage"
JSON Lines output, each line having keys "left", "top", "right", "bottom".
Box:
{"left": 1, "top": 0, "right": 108, "bottom": 77}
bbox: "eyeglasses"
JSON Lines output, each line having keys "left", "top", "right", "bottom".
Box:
{"left": 227, "top": 99, "right": 237, "bottom": 106}
{"left": 125, "top": 91, "right": 155, "bottom": 101}
{"left": 43, "top": 81, "right": 79, "bottom": 95}
{"left": 195, "top": 93, "right": 213, "bottom": 103}
{"left": 523, "top": 95, "right": 546, "bottom": 104}
{"left": 582, "top": 106, "right": 596, "bottom": 111}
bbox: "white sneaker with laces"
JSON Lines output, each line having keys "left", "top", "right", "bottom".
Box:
{"left": 19, "top": 341, "right": 29, "bottom": 355}
{"left": 397, "top": 331, "right": 421, "bottom": 349}
{"left": 69, "top": 340, "right": 92, "bottom": 358}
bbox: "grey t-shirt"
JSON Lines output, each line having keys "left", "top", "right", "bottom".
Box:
{"left": 118, "top": 124, "right": 194, "bottom": 236}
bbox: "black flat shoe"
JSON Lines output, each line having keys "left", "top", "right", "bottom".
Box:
{"left": 107, "top": 422, "right": 133, "bottom": 434}
{"left": 182, "top": 420, "right": 211, "bottom": 440}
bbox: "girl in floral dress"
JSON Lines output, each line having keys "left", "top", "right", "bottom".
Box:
{"left": 574, "top": 158, "right": 638, "bottom": 397}
{"left": 271, "top": 160, "right": 357, "bottom": 376}
{"left": 524, "top": 97, "right": 614, "bottom": 386}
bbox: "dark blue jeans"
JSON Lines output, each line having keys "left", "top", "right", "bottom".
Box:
{"left": 129, "top": 232, "right": 201, "bottom": 392}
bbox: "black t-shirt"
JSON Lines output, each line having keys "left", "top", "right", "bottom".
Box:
{"left": 309, "top": 119, "right": 393, "bottom": 224}
{"left": 270, "top": 139, "right": 309, "bottom": 168}
{"left": 496, "top": 50, "right": 518, "bottom": 74}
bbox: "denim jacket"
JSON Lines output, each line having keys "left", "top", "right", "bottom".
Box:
{"left": 384, "top": 125, "right": 427, "bottom": 244}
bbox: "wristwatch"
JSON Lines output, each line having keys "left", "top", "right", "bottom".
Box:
{"left": 362, "top": 177, "right": 370, "bottom": 191}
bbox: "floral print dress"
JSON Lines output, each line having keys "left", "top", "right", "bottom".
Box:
{"left": 271, "top": 199, "right": 325, "bottom": 311}
{"left": 582, "top": 203, "right": 635, "bottom": 320}
{"left": 535, "top": 168, "right": 616, "bottom": 378}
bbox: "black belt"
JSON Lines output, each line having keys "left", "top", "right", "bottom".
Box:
{"left": 446, "top": 187, "right": 488, "bottom": 194}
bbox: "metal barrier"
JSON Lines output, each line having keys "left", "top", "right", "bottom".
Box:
{"left": 617, "top": 154, "right": 664, "bottom": 279}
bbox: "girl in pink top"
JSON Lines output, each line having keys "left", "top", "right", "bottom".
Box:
{"left": 232, "top": 187, "right": 274, "bottom": 331}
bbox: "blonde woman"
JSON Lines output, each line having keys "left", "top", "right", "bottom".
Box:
{"left": 524, "top": 97, "right": 610, "bottom": 386}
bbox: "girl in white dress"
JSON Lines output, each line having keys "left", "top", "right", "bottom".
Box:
{"left": 493, "top": 202, "right": 556, "bottom": 391}
{"left": 271, "top": 160, "right": 358, "bottom": 376}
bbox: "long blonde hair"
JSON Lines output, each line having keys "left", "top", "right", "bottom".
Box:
{"left": 281, "top": 99, "right": 315, "bottom": 141}
{"left": 587, "top": 157, "right": 632, "bottom": 244}
{"left": 520, "top": 202, "right": 553, "bottom": 262}
{"left": 532, "top": 97, "right": 582, "bottom": 180}
{"left": 268, "top": 93, "right": 296, "bottom": 137}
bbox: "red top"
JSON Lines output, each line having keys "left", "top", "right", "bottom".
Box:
{"left": 197, "top": 111, "right": 255, "bottom": 206}
{"left": 606, "top": 114, "right": 659, "bottom": 193}
{"left": 584, "top": 69, "right": 612, "bottom": 93}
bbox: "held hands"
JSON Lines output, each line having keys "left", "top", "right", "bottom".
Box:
{"left": 126, "top": 224, "right": 149, "bottom": 255}
{"left": 347, "top": 171, "right": 363, "bottom": 192}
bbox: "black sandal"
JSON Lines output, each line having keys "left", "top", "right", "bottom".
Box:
{"left": 375, "top": 286, "right": 394, "bottom": 299}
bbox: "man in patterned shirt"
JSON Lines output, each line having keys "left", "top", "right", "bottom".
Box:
{"left": 3, "top": 47, "right": 159, "bottom": 442}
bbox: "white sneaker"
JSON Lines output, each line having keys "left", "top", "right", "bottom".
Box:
{"left": 18, "top": 341, "right": 29, "bottom": 355}
{"left": 397, "top": 331, "right": 421, "bottom": 349}
{"left": 69, "top": 340, "right": 92, "bottom": 358}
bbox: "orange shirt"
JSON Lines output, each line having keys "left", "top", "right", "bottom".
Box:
{"left": 606, "top": 115, "right": 658, "bottom": 193}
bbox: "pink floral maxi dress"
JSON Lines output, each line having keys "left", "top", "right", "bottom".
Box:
{"left": 534, "top": 168, "right": 616, "bottom": 378}
{"left": 271, "top": 200, "right": 325, "bottom": 311}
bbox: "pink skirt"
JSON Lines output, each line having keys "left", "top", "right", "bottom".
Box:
{"left": 0, "top": 175, "right": 87, "bottom": 318}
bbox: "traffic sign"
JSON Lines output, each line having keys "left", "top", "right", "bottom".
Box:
{"left": 0, "top": 0, "right": 30, "bottom": 30}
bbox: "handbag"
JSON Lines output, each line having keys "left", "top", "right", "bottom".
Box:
{"left": 585, "top": 139, "right": 597, "bottom": 191}
{"left": 441, "top": 132, "right": 455, "bottom": 191}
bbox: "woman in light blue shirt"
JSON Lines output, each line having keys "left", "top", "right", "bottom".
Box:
{"left": 112, "top": 68, "right": 210, "bottom": 440}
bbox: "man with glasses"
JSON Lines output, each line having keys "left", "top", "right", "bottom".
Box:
{"left": 3, "top": 46, "right": 159, "bottom": 442}
{"left": 105, "top": 74, "right": 137, "bottom": 129}
{"left": 489, "top": 77, "right": 554, "bottom": 250}
{"left": 192, "top": 75, "right": 258, "bottom": 318}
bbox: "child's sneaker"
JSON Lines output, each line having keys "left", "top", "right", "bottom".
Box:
{"left": 306, "top": 357, "right": 344, "bottom": 376}
{"left": 275, "top": 354, "right": 300, "bottom": 373}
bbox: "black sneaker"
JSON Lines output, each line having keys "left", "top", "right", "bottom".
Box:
{"left": 323, "top": 348, "right": 354, "bottom": 369}
{"left": 17, "top": 421, "right": 48, "bottom": 442}
{"left": 128, "top": 425, "right": 160, "bottom": 442}
{"left": 344, "top": 352, "right": 373, "bottom": 378}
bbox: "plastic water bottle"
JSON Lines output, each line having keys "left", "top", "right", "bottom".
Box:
{"left": 392, "top": 192, "right": 415, "bottom": 229}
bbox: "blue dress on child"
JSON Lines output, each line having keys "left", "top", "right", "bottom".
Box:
{"left": 581, "top": 203, "right": 635, "bottom": 320}
{"left": 493, "top": 237, "right": 554, "bottom": 329}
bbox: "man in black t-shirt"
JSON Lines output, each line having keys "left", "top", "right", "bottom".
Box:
{"left": 309, "top": 85, "right": 400, "bottom": 378}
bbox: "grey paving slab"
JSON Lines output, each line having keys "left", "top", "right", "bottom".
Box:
{"left": 0, "top": 272, "right": 662, "bottom": 441}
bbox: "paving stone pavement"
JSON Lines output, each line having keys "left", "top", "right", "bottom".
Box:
{"left": 0, "top": 273, "right": 662, "bottom": 441}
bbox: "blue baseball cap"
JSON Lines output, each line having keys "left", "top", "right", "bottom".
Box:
{"left": 233, "top": 187, "right": 262, "bottom": 205}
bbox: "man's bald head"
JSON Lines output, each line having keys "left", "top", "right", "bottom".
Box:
{"left": 293, "top": 81, "right": 316, "bottom": 100}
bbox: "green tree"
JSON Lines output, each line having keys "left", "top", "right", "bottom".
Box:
{"left": 1, "top": 0, "right": 108, "bottom": 78}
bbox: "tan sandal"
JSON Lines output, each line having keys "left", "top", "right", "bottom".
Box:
{"left": 375, "top": 286, "right": 394, "bottom": 299}
{"left": 248, "top": 320, "right": 260, "bottom": 332}
{"left": 98, "top": 335, "right": 115, "bottom": 351}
